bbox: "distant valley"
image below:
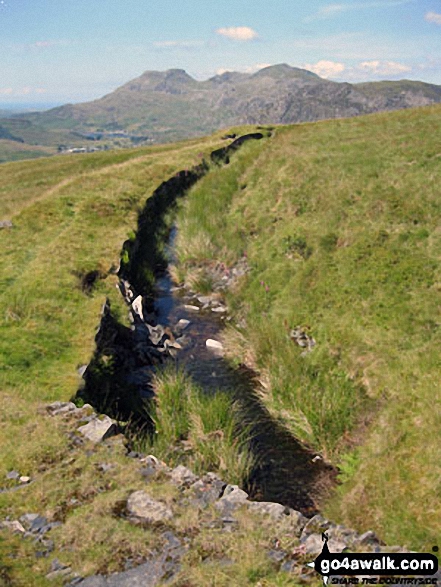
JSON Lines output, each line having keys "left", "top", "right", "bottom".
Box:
{"left": 1, "top": 63, "right": 441, "bottom": 162}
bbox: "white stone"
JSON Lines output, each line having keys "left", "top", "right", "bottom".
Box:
{"left": 206, "top": 339, "right": 224, "bottom": 352}
{"left": 131, "top": 295, "right": 144, "bottom": 321}
{"left": 176, "top": 319, "right": 190, "bottom": 331}
{"left": 184, "top": 305, "right": 200, "bottom": 312}
{"left": 19, "top": 476, "right": 31, "bottom": 484}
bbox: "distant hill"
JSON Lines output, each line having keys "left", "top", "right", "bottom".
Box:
{"left": 1, "top": 63, "right": 441, "bottom": 161}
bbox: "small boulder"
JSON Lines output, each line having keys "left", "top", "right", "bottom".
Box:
{"left": 206, "top": 339, "right": 224, "bottom": 353}
{"left": 191, "top": 473, "right": 226, "bottom": 505}
{"left": 0, "top": 220, "right": 13, "bottom": 229}
{"left": 302, "top": 533, "right": 347, "bottom": 556}
{"left": 46, "top": 402, "right": 78, "bottom": 416}
{"left": 0, "top": 520, "right": 26, "bottom": 534}
{"left": 77, "top": 416, "right": 118, "bottom": 443}
{"left": 6, "top": 471, "right": 20, "bottom": 481}
{"left": 126, "top": 491, "right": 173, "bottom": 524}
{"left": 247, "top": 502, "right": 290, "bottom": 520}
{"left": 220, "top": 485, "right": 249, "bottom": 503}
{"left": 131, "top": 295, "right": 144, "bottom": 322}
{"left": 170, "top": 465, "right": 198, "bottom": 487}
{"left": 356, "top": 530, "right": 382, "bottom": 547}
{"left": 176, "top": 319, "right": 190, "bottom": 332}
{"left": 184, "top": 305, "right": 199, "bottom": 312}
{"left": 216, "top": 485, "right": 248, "bottom": 514}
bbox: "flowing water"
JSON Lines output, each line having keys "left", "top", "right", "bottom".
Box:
{"left": 152, "top": 232, "right": 336, "bottom": 516}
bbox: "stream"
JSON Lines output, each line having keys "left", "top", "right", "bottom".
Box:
{"left": 151, "top": 229, "right": 336, "bottom": 516}
{"left": 79, "top": 133, "right": 336, "bottom": 517}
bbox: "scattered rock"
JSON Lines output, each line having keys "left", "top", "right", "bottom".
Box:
{"left": 0, "top": 220, "right": 13, "bottom": 229}
{"left": 268, "top": 549, "right": 288, "bottom": 563}
{"left": 0, "top": 520, "right": 26, "bottom": 534}
{"left": 175, "top": 319, "right": 190, "bottom": 332}
{"left": 17, "top": 513, "right": 63, "bottom": 536}
{"left": 77, "top": 416, "right": 119, "bottom": 443}
{"left": 96, "top": 463, "right": 114, "bottom": 473}
{"left": 216, "top": 485, "right": 248, "bottom": 514}
{"left": 211, "top": 305, "right": 227, "bottom": 313}
{"left": 301, "top": 514, "right": 331, "bottom": 538}
{"left": 46, "top": 558, "right": 72, "bottom": 580}
{"left": 131, "top": 296, "right": 145, "bottom": 322}
{"left": 46, "top": 401, "right": 78, "bottom": 416}
{"left": 146, "top": 323, "right": 165, "bottom": 346}
{"left": 72, "top": 557, "right": 174, "bottom": 586}
{"left": 289, "top": 326, "right": 316, "bottom": 352}
{"left": 126, "top": 491, "right": 173, "bottom": 524}
{"left": 205, "top": 339, "right": 224, "bottom": 353}
{"left": 247, "top": 501, "right": 290, "bottom": 520}
{"left": 174, "top": 335, "right": 190, "bottom": 348}
{"left": 170, "top": 465, "right": 198, "bottom": 487}
{"left": 19, "top": 476, "right": 31, "bottom": 484}
{"left": 191, "top": 473, "right": 226, "bottom": 506}
{"left": 301, "top": 534, "right": 329, "bottom": 556}
{"left": 220, "top": 485, "right": 249, "bottom": 503}
{"left": 6, "top": 471, "right": 20, "bottom": 481}
{"left": 356, "top": 530, "right": 382, "bottom": 546}
{"left": 196, "top": 295, "right": 212, "bottom": 305}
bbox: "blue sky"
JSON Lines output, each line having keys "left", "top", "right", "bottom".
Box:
{"left": 1, "top": 0, "right": 441, "bottom": 104}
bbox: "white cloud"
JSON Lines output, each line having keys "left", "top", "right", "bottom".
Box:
{"left": 357, "top": 60, "right": 411, "bottom": 75}
{"left": 425, "top": 11, "right": 441, "bottom": 25}
{"left": 0, "top": 88, "right": 13, "bottom": 95}
{"left": 216, "top": 26, "right": 259, "bottom": 41}
{"left": 303, "top": 60, "right": 346, "bottom": 78}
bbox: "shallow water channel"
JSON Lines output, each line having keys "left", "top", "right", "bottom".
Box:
{"left": 152, "top": 233, "right": 336, "bottom": 516}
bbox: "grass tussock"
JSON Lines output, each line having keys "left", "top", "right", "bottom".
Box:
{"left": 144, "top": 367, "right": 254, "bottom": 485}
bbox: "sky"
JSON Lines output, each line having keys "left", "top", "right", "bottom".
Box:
{"left": 1, "top": 0, "right": 441, "bottom": 105}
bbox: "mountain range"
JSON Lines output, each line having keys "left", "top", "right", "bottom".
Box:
{"left": 1, "top": 63, "right": 441, "bottom": 160}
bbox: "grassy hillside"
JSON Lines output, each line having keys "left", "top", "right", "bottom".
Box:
{"left": 175, "top": 105, "right": 441, "bottom": 550}
{"left": 1, "top": 105, "right": 440, "bottom": 583}
{"left": 0, "top": 132, "right": 243, "bottom": 584}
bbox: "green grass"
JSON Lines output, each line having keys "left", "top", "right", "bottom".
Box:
{"left": 0, "top": 126, "right": 282, "bottom": 585}
{"left": 0, "top": 131, "right": 244, "bottom": 584}
{"left": 141, "top": 367, "right": 254, "bottom": 485}
{"left": 175, "top": 105, "right": 441, "bottom": 549}
{"left": 2, "top": 106, "right": 441, "bottom": 582}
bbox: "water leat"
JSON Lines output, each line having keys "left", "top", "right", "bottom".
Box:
{"left": 153, "top": 227, "right": 336, "bottom": 516}
{"left": 79, "top": 132, "right": 336, "bottom": 516}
